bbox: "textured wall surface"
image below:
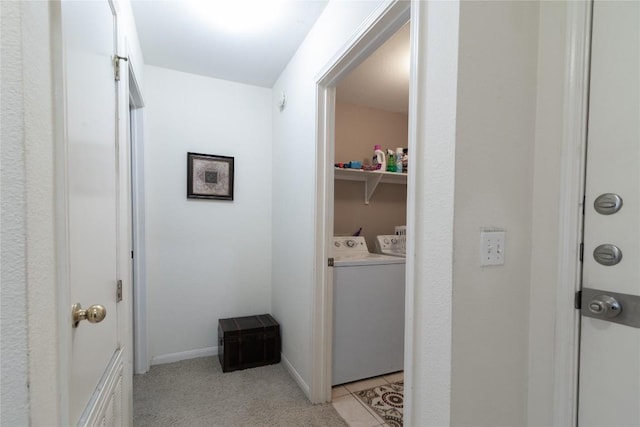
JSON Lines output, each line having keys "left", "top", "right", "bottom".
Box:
{"left": 407, "top": 1, "right": 460, "bottom": 424}
{"left": 21, "top": 1, "right": 59, "bottom": 423}
{"left": 2, "top": 2, "right": 60, "bottom": 424}
{"left": 1, "top": 2, "right": 30, "bottom": 424}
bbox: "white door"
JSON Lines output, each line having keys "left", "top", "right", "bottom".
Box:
{"left": 579, "top": 1, "right": 640, "bottom": 425}
{"left": 62, "top": 1, "right": 124, "bottom": 425}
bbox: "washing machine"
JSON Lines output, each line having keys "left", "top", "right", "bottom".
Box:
{"left": 375, "top": 234, "right": 406, "bottom": 257}
{"left": 332, "top": 236, "right": 405, "bottom": 386}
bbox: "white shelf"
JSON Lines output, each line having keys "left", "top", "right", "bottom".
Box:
{"left": 334, "top": 168, "right": 407, "bottom": 204}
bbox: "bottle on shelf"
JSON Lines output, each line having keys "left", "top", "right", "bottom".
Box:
{"left": 387, "top": 149, "right": 396, "bottom": 172}
{"left": 396, "top": 147, "right": 403, "bottom": 173}
{"left": 373, "top": 145, "right": 386, "bottom": 172}
{"left": 402, "top": 148, "right": 408, "bottom": 174}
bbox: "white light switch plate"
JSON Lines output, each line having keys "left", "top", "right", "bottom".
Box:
{"left": 480, "top": 230, "right": 505, "bottom": 266}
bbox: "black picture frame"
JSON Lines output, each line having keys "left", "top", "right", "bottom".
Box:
{"left": 187, "top": 152, "right": 234, "bottom": 200}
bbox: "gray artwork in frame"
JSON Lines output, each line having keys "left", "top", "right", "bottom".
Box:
{"left": 187, "top": 152, "right": 234, "bottom": 200}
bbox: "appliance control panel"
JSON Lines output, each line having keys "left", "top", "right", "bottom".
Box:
{"left": 333, "top": 236, "right": 370, "bottom": 256}
{"left": 376, "top": 235, "right": 406, "bottom": 252}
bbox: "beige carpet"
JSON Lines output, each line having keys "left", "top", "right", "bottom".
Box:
{"left": 133, "top": 357, "right": 347, "bottom": 427}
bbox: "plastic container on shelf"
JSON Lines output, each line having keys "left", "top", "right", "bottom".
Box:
{"left": 402, "top": 148, "right": 408, "bottom": 174}
{"left": 387, "top": 149, "right": 396, "bottom": 172}
{"left": 373, "top": 145, "right": 386, "bottom": 171}
{"left": 396, "top": 148, "right": 404, "bottom": 173}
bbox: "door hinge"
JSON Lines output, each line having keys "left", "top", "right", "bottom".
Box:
{"left": 579, "top": 242, "right": 584, "bottom": 262}
{"left": 328, "top": 257, "right": 334, "bottom": 267}
{"left": 113, "top": 55, "right": 128, "bottom": 81}
{"left": 116, "top": 280, "right": 123, "bottom": 303}
{"left": 131, "top": 250, "right": 134, "bottom": 259}
{"left": 575, "top": 290, "right": 582, "bottom": 309}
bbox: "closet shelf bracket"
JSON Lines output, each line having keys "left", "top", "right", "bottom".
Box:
{"left": 364, "top": 173, "right": 384, "bottom": 205}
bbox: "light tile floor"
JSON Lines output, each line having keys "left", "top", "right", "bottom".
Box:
{"left": 331, "top": 372, "right": 404, "bottom": 427}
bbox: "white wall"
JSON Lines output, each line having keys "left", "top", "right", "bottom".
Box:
{"left": 1, "top": 2, "right": 32, "bottom": 424}
{"left": 271, "top": 0, "right": 387, "bottom": 393}
{"left": 144, "top": 65, "right": 273, "bottom": 362}
{"left": 451, "top": 1, "right": 540, "bottom": 425}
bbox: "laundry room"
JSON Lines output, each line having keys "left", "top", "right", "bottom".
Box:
{"left": 330, "top": 22, "right": 410, "bottom": 389}
{"left": 333, "top": 23, "right": 410, "bottom": 252}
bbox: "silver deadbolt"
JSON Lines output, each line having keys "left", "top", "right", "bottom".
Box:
{"left": 593, "top": 244, "right": 623, "bottom": 266}
{"left": 594, "top": 193, "right": 623, "bottom": 215}
{"left": 587, "top": 295, "right": 622, "bottom": 318}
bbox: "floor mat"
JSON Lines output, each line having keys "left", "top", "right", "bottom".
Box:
{"left": 354, "top": 381, "right": 404, "bottom": 426}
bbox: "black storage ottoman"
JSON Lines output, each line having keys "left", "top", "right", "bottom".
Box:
{"left": 218, "top": 314, "right": 281, "bottom": 373}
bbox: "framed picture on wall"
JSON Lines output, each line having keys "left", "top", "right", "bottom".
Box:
{"left": 187, "top": 152, "right": 234, "bottom": 200}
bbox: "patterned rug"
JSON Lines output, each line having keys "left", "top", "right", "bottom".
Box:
{"left": 355, "top": 381, "right": 404, "bottom": 426}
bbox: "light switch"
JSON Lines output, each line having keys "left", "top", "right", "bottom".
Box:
{"left": 480, "top": 230, "right": 505, "bottom": 266}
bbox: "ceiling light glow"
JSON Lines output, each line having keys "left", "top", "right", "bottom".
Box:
{"left": 189, "top": 0, "right": 287, "bottom": 34}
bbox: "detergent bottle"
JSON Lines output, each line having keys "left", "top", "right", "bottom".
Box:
{"left": 372, "top": 145, "right": 386, "bottom": 171}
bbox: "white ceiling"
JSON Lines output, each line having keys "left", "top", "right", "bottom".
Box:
{"left": 131, "top": 0, "right": 329, "bottom": 88}
{"left": 131, "top": 1, "right": 410, "bottom": 112}
{"left": 337, "top": 23, "right": 410, "bottom": 114}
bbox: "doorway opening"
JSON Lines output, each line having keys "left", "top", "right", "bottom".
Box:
{"left": 128, "top": 63, "right": 148, "bottom": 374}
{"left": 311, "top": 0, "right": 414, "bottom": 409}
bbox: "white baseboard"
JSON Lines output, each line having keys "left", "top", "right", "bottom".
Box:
{"left": 281, "top": 352, "right": 310, "bottom": 398}
{"left": 150, "top": 348, "right": 311, "bottom": 400}
{"left": 150, "top": 346, "right": 218, "bottom": 366}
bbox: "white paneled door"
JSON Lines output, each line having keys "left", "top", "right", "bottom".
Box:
{"left": 579, "top": 1, "right": 640, "bottom": 425}
{"left": 62, "top": 1, "right": 124, "bottom": 425}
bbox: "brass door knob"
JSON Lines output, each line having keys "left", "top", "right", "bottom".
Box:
{"left": 72, "top": 303, "right": 106, "bottom": 328}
